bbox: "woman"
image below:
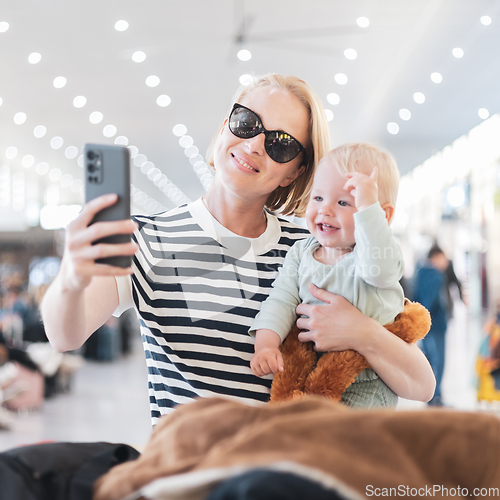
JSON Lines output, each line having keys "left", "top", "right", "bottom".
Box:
{"left": 41, "top": 74, "right": 435, "bottom": 423}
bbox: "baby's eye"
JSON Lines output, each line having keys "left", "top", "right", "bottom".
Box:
{"left": 338, "top": 200, "right": 349, "bottom": 207}
{"left": 313, "top": 196, "right": 323, "bottom": 202}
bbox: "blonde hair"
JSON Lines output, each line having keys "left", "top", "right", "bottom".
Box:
{"left": 207, "top": 74, "right": 331, "bottom": 217}
{"left": 326, "top": 142, "right": 400, "bottom": 207}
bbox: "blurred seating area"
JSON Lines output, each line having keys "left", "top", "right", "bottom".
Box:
{"left": 0, "top": 265, "right": 138, "bottom": 431}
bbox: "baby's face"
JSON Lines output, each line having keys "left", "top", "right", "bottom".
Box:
{"left": 305, "top": 159, "right": 357, "bottom": 251}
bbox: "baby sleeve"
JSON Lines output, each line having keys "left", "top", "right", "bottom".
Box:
{"left": 353, "top": 202, "right": 404, "bottom": 288}
{"left": 249, "top": 241, "right": 303, "bottom": 342}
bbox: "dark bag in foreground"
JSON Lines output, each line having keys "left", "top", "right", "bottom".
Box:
{"left": 0, "top": 441, "right": 140, "bottom": 500}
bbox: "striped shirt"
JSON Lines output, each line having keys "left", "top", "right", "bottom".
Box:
{"left": 115, "top": 198, "right": 308, "bottom": 424}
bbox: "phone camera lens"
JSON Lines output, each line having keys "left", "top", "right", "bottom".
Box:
{"left": 88, "top": 163, "right": 96, "bottom": 173}
{"left": 87, "top": 150, "right": 97, "bottom": 161}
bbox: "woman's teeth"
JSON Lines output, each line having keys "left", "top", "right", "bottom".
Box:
{"left": 236, "top": 156, "right": 257, "bottom": 171}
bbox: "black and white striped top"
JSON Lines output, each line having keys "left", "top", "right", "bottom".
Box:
{"left": 115, "top": 198, "right": 308, "bottom": 424}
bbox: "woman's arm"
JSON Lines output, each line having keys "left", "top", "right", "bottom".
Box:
{"left": 295, "top": 284, "right": 436, "bottom": 402}
{"left": 41, "top": 194, "right": 138, "bottom": 352}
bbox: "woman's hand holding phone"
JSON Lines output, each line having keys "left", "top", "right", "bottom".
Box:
{"left": 59, "top": 194, "right": 139, "bottom": 292}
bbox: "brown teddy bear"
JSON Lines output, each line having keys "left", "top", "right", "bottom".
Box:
{"left": 270, "top": 299, "right": 431, "bottom": 402}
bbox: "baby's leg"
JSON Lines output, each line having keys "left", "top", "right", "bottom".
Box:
{"left": 270, "top": 325, "right": 317, "bottom": 403}
{"left": 304, "top": 350, "right": 370, "bottom": 401}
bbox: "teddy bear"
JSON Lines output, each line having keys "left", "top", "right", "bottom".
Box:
{"left": 270, "top": 299, "right": 431, "bottom": 402}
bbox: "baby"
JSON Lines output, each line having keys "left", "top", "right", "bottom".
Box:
{"left": 249, "top": 143, "right": 405, "bottom": 404}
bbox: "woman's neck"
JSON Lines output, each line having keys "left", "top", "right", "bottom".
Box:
{"left": 202, "top": 186, "right": 268, "bottom": 238}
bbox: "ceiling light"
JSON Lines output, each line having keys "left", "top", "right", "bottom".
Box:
{"left": 128, "top": 145, "right": 138, "bottom": 158}
{"left": 36, "top": 161, "right": 49, "bottom": 175}
{"left": 0, "top": 97, "right": 3, "bottom": 106}
{"left": 239, "top": 74, "right": 253, "bottom": 86}
{"left": 114, "top": 20, "right": 129, "bottom": 32}
{"left": 22, "top": 155, "right": 35, "bottom": 168}
{"left": 326, "top": 93, "right": 340, "bottom": 105}
{"left": 356, "top": 17, "right": 370, "bottom": 28}
{"left": 61, "top": 174, "right": 73, "bottom": 188}
{"left": 399, "top": 109, "right": 411, "bottom": 121}
{"left": 430, "top": 72, "right": 443, "bottom": 83}
{"left": 189, "top": 154, "right": 204, "bottom": 165}
{"left": 237, "top": 49, "right": 252, "bottom": 61}
{"left": 0, "top": 22, "right": 9, "bottom": 33}
{"left": 478, "top": 108, "right": 489, "bottom": 119}
{"left": 89, "top": 111, "right": 103, "bottom": 124}
{"left": 142, "top": 161, "right": 154, "bottom": 174}
{"left": 147, "top": 168, "right": 161, "bottom": 180}
{"left": 34, "top": 125, "right": 47, "bottom": 138}
{"left": 413, "top": 92, "right": 425, "bottom": 104}
{"left": 134, "top": 154, "right": 147, "bottom": 167}
{"left": 387, "top": 122, "right": 399, "bottom": 135}
{"left": 334, "top": 73, "right": 348, "bottom": 85}
{"left": 50, "top": 136, "right": 64, "bottom": 149}
{"left": 179, "top": 135, "right": 193, "bottom": 148}
{"left": 146, "top": 75, "right": 160, "bottom": 87}
{"left": 53, "top": 76, "right": 67, "bottom": 88}
{"left": 452, "top": 47, "right": 464, "bottom": 58}
{"left": 115, "top": 136, "right": 129, "bottom": 146}
{"left": 14, "top": 112, "right": 27, "bottom": 125}
{"left": 173, "top": 124, "right": 187, "bottom": 137}
{"left": 324, "top": 109, "right": 334, "bottom": 122}
{"left": 480, "top": 16, "right": 492, "bottom": 26}
{"left": 156, "top": 95, "right": 171, "bottom": 107}
{"left": 103, "top": 124, "right": 117, "bottom": 137}
{"left": 5, "top": 147, "right": 18, "bottom": 159}
{"left": 65, "top": 146, "right": 78, "bottom": 159}
{"left": 49, "top": 169, "right": 62, "bottom": 182}
{"left": 132, "top": 50, "right": 146, "bottom": 62}
{"left": 77, "top": 155, "right": 84, "bottom": 167}
{"left": 28, "top": 52, "right": 42, "bottom": 64}
{"left": 344, "top": 48, "right": 357, "bottom": 60}
{"left": 36, "top": 162, "right": 49, "bottom": 175}
{"left": 184, "top": 145, "right": 199, "bottom": 158}
{"left": 73, "top": 95, "right": 87, "bottom": 108}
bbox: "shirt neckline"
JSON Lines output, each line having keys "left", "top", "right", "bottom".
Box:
{"left": 188, "top": 198, "right": 281, "bottom": 255}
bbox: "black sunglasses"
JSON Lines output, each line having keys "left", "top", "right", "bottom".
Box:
{"left": 228, "top": 103, "right": 306, "bottom": 164}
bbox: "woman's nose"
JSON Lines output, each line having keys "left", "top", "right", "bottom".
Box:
{"left": 244, "top": 132, "right": 266, "bottom": 155}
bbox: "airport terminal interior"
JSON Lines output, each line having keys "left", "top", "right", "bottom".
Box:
{"left": 2, "top": 0, "right": 500, "bottom": 461}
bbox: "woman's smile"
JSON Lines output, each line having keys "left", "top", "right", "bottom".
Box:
{"left": 232, "top": 153, "right": 260, "bottom": 172}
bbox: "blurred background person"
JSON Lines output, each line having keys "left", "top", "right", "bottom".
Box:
{"left": 413, "top": 244, "right": 450, "bottom": 407}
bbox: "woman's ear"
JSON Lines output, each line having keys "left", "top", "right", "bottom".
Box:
{"left": 381, "top": 202, "right": 395, "bottom": 224}
{"left": 220, "top": 118, "right": 228, "bottom": 134}
{"left": 280, "top": 165, "right": 305, "bottom": 188}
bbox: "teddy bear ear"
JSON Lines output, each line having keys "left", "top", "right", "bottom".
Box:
{"left": 384, "top": 300, "right": 431, "bottom": 344}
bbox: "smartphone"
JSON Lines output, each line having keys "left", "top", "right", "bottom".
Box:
{"left": 84, "top": 143, "right": 131, "bottom": 268}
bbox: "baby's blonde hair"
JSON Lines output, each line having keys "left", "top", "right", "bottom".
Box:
{"left": 325, "top": 142, "right": 400, "bottom": 207}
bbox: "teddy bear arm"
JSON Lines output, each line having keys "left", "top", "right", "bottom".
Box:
{"left": 384, "top": 299, "right": 431, "bottom": 344}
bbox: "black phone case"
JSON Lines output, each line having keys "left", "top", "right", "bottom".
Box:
{"left": 84, "top": 143, "right": 131, "bottom": 268}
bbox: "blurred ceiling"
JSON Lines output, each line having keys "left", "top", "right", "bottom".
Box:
{"left": 1, "top": 0, "right": 499, "bottom": 219}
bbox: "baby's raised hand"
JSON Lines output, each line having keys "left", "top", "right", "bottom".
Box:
{"left": 343, "top": 167, "right": 379, "bottom": 211}
{"left": 250, "top": 348, "right": 284, "bottom": 377}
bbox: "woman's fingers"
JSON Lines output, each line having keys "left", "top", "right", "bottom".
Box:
{"left": 69, "top": 219, "right": 137, "bottom": 248}
{"left": 78, "top": 241, "right": 139, "bottom": 261}
{"left": 70, "top": 194, "right": 119, "bottom": 230}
